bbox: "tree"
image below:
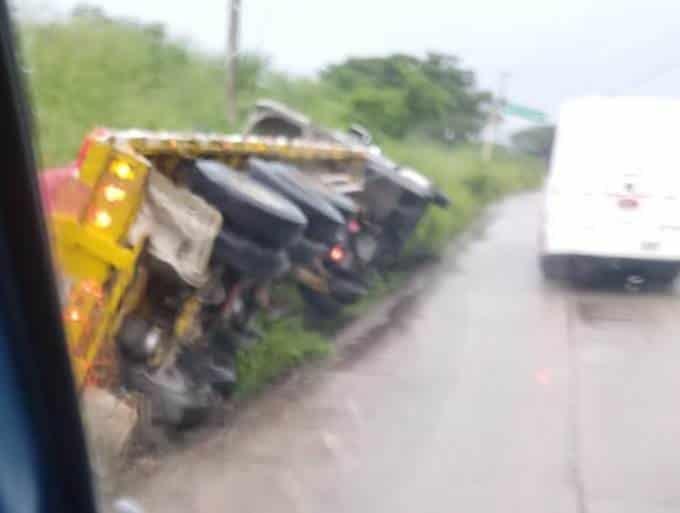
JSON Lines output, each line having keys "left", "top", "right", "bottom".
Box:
{"left": 347, "top": 87, "right": 409, "bottom": 138}
{"left": 321, "top": 53, "right": 490, "bottom": 142}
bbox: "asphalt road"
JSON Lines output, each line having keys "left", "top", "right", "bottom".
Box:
{"left": 123, "top": 192, "right": 680, "bottom": 513}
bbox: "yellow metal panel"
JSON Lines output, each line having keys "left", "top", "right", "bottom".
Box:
{"left": 84, "top": 239, "right": 146, "bottom": 382}
{"left": 78, "top": 140, "right": 112, "bottom": 186}
{"left": 56, "top": 245, "right": 109, "bottom": 283}
{"left": 84, "top": 163, "right": 148, "bottom": 242}
{"left": 53, "top": 216, "right": 136, "bottom": 271}
{"left": 107, "top": 130, "right": 367, "bottom": 163}
{"left": 174, "top": 295, "right": 202, "bottom": 341}
{"left": 53, "top": 216, "right": 110, "bottom": 281}
{"left": 63, "top": 278, "right": 106, "bottom": 386}
{"left": 63, "top": 238, "right": 146, "bottom": 389}
{"left": 107, "top": 263, "right": 148, "bottom": 347}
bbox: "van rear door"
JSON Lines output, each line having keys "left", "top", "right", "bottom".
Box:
{"left": 546, "top": 97, "right": 680, "bottom": 259}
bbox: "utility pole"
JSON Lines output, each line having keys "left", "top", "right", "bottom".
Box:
{"left": 482, "top": 72, "right": 510, "bottom": 162}
{"left": 226, "top": 0, "right": 241, "bottom": 125}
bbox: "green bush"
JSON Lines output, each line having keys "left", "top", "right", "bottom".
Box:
{"left": 383, "top": 140, "right": 543, "bottom": 255}
{"left": 347, "top": 87, "right": 409, "bottom": 138}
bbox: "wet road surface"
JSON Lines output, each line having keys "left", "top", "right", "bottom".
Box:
{"left": 125, "top": 193, "right": 680, "bottom": 513}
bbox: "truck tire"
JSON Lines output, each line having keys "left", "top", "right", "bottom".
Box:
{"left": 248, "top": 158, "right": 345, "bottom": 246}
{"left": 188, "top": 159, "right": 307, "bottom": 250}
{"left": 211, "top": 226, "right": 290, "bottom": 281}
{"left": 328, "top": 273, "right": 367, "bottom": 304}
{"left": 568, "top": 257, "right": 598, "bottom": 287}
{"left": 298, "top": 284, "right": 343, "bottom": 318}
{"left": 125, "top": 363, "right": 215, "bottom": 429}
{"left": 282, "top": 167, "right": 359, "bottom": 218}
{"left": 266, "top": 163, "right": 360, "bottom": 219}
{"left": 316, "top": 188, "right": 359, "bottom": 219}
{"left": 176, "top": 346, "right": 237, "bottom": 397}
{"left": 298, "top": 272, "right": 366, "bottom": 317}
{"left": 288, "top": 236, "right": 328, "bottom": 266}
{"left": 116, "top": 317, "right": 164, "bottom": 364}
{"left": 644, "top": 264, "right": 679, "bottom": 285}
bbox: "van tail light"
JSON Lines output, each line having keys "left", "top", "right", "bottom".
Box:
{"left": 347, "top": 219, "right": 361, "bottom": 234}
{"left": 618, "top": 197, "right": 639, "bottom": 209}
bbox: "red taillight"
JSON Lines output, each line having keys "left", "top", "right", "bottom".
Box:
{"left": 329, "top": 245, "right": 345, "bottom": 263}
{"left": 348, "top": 219, "right": 361, "bottom": 234}
{"left": 618, "top": 197, "right": 639, "bottom": 209}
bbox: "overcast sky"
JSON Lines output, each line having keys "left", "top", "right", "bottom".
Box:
{"left": 19, "top": 0, "right": 680, "bottom": 127}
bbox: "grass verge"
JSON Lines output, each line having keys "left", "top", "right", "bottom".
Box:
{"left": 235, "top": 316, "right": 330, "bottom": 397}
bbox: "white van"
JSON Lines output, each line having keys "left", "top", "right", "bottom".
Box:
{"left": 540, "top": 96, "right": 680, "bottom": 283}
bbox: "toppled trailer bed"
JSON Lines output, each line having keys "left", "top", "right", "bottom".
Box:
{"left": 45, "top": 119, "right": 448, "bottom": 476}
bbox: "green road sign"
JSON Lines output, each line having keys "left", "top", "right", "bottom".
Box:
{"left": 503, "top": 103, "right": 547, "bottom": 123}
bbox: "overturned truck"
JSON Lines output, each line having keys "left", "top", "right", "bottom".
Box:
{"left": 46, "top": 111, "right": 449, "bottom": 466}
{"left": 47, "top": 130, "right": 368, "bottom": 448}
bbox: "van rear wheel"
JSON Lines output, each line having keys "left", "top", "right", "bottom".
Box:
{"left": 646, "top": 264, "right": 680, "bottom": 285}
{"left": 568, "top": 257, "right": 599, "bottom": 287}
{"left": 540, "top": 255, "right": 569, "bottom": 281}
